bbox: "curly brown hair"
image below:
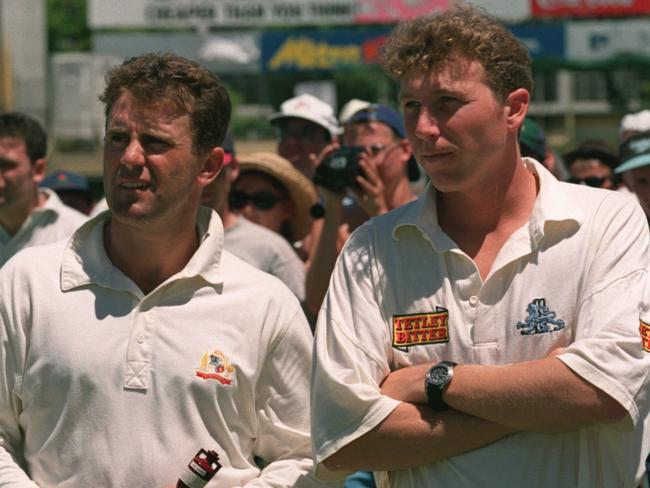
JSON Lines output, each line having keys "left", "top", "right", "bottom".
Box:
{"left": 381, "top": 4, "right": 532, "bottom": 103}
{"left": 100, "top": 52, "right": 231, "bottom": 153}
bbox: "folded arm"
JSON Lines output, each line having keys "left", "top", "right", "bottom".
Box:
{"left": 322, "top": 401, "right": 515, "bottom": 472}
{"left": 379, "top": 356, "right": 626, "bottom": 433}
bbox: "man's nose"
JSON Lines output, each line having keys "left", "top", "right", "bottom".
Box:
{"left": 414, "top": 108, "right": 441, "bottom": 140}
{"left": 121, "top": 139, "right": 145, "bottom": 167}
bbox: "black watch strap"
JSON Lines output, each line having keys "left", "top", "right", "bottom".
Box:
{"left": 425, "top": 361, "right": 457, "bottom": 411}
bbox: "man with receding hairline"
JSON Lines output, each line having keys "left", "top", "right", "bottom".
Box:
{"left": 0, "top": 52, "right": 328, "bottom": 487}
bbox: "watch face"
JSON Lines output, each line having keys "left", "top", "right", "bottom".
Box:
{"left": 428, "top": 365, "right": 450, "bottom": 386}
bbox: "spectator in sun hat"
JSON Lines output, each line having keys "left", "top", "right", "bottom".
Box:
{"left": 231, "top": 151, "right": 319, "bottom": 254}
{"left": 615, "top": 130, "right": 650, "bottom": 220}
{"left": 41, "top": 170, "right": 94, "bottom": 215}
{"left": 270, "top": 94, "right": 341, "bottom": 180}
{"left": 564, "top": 139, "right": 620, "bottom": 190}
{"left": 201, "top": 133, "right": 307, "bottom": 301}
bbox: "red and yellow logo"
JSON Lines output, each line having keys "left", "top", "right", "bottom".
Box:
{"left": 195, "top": 350, "right": 236, "bottom": 385}
{"left": 640, "top": 321, "right": 650, "bottom": 352}
{"left": 392, "top": 309, "right": 449, "bottom": 347}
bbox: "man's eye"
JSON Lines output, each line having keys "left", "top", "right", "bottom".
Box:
{"left": 439, "top": 96, "right": 460, "bottom": 104}
{"left": 107, "top": 134, "right": 128, "bottom": 146}
{"left": 402, "top": 100, "right": 420, "bottom": 111}
{"left": 143, "top": 138, "right": 170, "bottom": 153}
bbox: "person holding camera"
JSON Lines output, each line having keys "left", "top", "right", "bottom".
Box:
{"left": 305, "top": 104, "right": 416, "bottom": 316}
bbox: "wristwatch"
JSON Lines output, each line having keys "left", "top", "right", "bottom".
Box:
{"left": 425, "top": 361, "right": 457, "bottom": 411}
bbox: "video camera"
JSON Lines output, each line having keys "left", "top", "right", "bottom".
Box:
{"left": 314, "top": 146, "right": 365, "bottom": 192}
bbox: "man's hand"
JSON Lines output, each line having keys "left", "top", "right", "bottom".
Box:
{"left": 380, "top": 362, "right": 433, "bottom": 404}
{"left": 309, "top": 140, "right": 340, "bottom": 170}
{"left": 353, "top": 154, "right": 388, "bottom": 216}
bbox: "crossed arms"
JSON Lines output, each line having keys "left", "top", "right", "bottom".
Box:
{"left": 323, "top": 355, "right": 626, "bottom": 472}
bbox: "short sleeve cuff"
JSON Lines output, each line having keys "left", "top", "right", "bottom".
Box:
{"left": 557, "top": 352, "right": 637, "bottom": 431}
{"left": 314, "top": 395, "right": 401, "bottom": 481}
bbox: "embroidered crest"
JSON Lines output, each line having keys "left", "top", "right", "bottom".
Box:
{"left": 392, "top": 308, "right": 449, "bottom": 348}
{"left": 195, "top": 350, "right": 236, "bottom": 385}
{"left": 640, "top": 321, "right": 650, "bottom": 352}
{"left": 516, "top": 298, "right": 565, "bottom": 335}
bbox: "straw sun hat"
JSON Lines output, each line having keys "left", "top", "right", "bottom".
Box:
{"left": 236, "top": 151, "right": 319, "bottom": 241}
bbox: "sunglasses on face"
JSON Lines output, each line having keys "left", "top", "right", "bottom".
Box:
{"left": 229, "top": 189, "right": 283, "bottom": 211}
{"left": 567, "top": 176, "right": 610, "bottom": 188}
{"left": 349, "top": 142, "right": 399, "bottom": 158}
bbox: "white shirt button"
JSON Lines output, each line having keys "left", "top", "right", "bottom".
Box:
{"left": 469, "top": 296, "right": 479, "bottom": 306}
{"left": 136, "top": 335, "right": 145, "bottom": 344}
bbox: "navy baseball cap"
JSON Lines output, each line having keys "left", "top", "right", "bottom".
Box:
{"left": 349, "top": 104, "right": 406, "bottom": 139}
{"left": 615, "top": 131, "right": 650, "bottom": 174}
{"left": 41, "top": 170, "right": 90, "bottom": 193}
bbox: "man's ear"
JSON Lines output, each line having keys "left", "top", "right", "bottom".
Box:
{"left": 198, "top": 147, "right": 224, "bottom": 188}
{"left": 31, "top": 158, "right": 47, "bottom": 184}
{"left": 228, "top": 159, "right": 240, "bottom": 183}
{"left": 504, "top": 88, "right": 530, "bottom": 134}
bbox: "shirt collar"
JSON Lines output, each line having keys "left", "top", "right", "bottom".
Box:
{"left": 392, "top": 158, "right": 584, "bottom": 251}
{"left": 61, "top": 206, "right": 225, "bottom": 295}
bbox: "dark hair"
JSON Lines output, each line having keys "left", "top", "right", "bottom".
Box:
{"left": 0, "top": 112, "right": 47, "bottom": 163}
{"left": 100, "top": 52, "right": 231, "bottom": 153}
{"left": 564, "top": 139, "right": 620, "bottom": 171}
{"left": 381, "top": 4, "right": 533, "bottom": 103}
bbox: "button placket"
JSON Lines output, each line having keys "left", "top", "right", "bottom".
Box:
{"left": 124, "top": 303, "right": 153, "bottom": 390}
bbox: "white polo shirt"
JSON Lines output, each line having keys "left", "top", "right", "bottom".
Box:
{"left": 0, "top": 188, "right": 87, "bottom": 266}
{"left": 0, "top": 207, "right": 330, "bottom": 487}
{"left": 312, "top": 159, "right": 650, "bottom": 487}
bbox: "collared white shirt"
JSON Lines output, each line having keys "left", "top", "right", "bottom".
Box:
{"left": 312, "top": 159, "right": 650, "bottom": 487}
{"left": 0, "top": 188, "right": 87, "bottom": 266}
{"left": 0, "top": 207, "right": 331, "bottom": 487}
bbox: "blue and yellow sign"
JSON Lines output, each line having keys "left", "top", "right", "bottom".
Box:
{"left": 261, "top": 28, "right": 390, "bottom": 72}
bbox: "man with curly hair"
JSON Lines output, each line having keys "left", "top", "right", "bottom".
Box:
{"left": 311, "top": 5, "right": 650, "bottom": 487}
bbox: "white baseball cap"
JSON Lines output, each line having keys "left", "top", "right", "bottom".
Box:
{"left": 339, "top": 98, "right": 371, "bottom": 124}
{"left": 269, "top": 94, "right": 341, "bottom": 140}
{"left": 620, "top": 110, "right": 650, "bottom": 137}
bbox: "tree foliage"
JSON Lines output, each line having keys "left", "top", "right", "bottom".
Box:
{"left": 47, "top": 0, "right": 91, "bottom": 52}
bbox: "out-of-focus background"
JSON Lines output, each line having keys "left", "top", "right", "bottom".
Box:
{"left": 1, "top": 0, "right": 648, "bottom": 197}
